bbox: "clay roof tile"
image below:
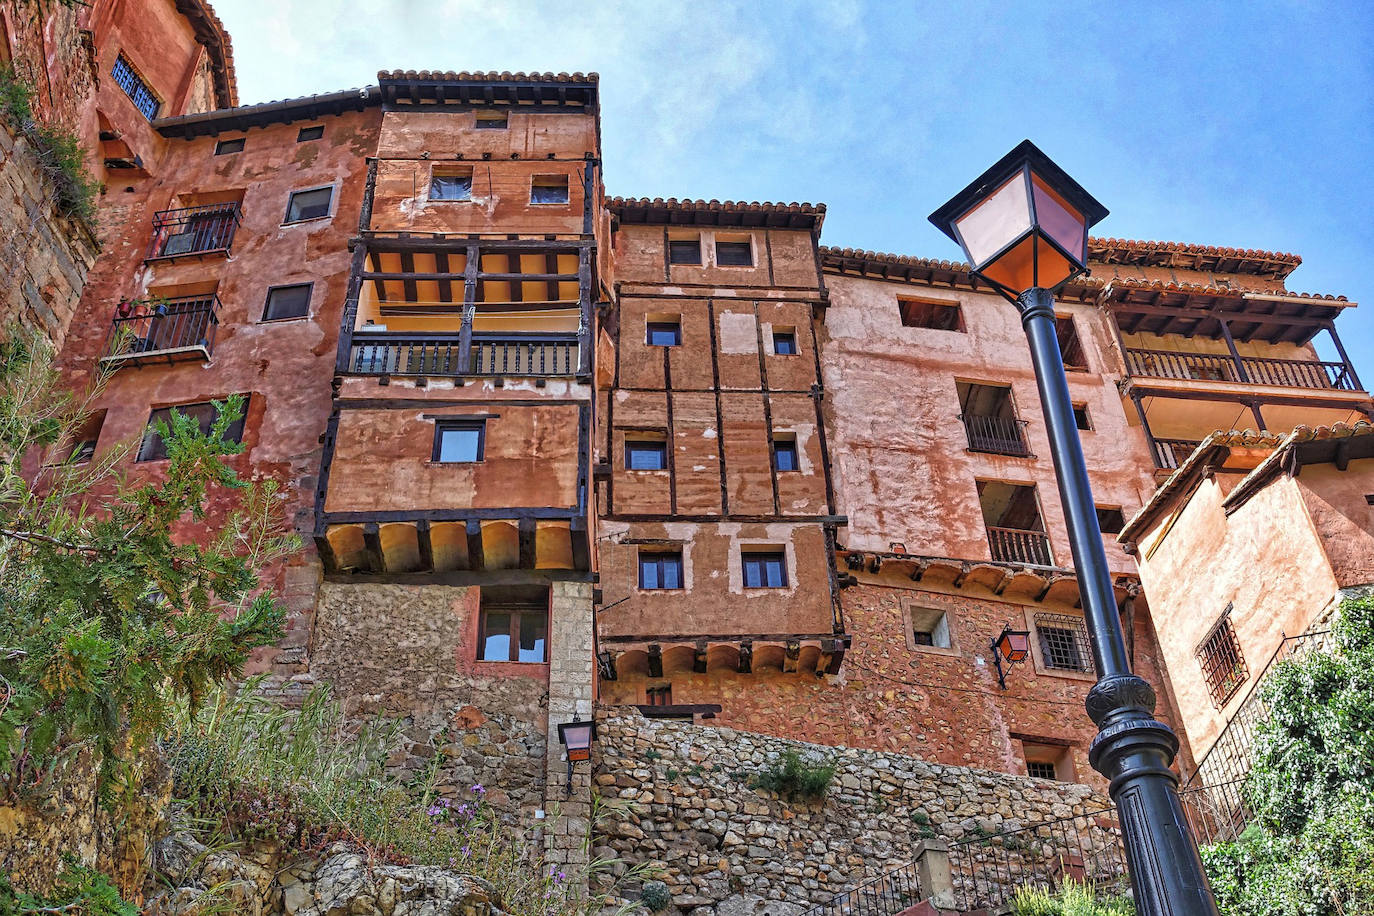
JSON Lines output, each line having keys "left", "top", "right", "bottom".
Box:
{"left": 377, "top": 70, "right": 599, "bottom": 83}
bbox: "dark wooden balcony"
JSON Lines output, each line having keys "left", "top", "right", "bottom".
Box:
{"left": 1151, "top": 438, "right": 1202, "bottom": 471}
{"left": 1124, "top": 347, "right": 1360, "bottom": 392}
{"left": 100, "top": 295, "right": 220, "bottom": 367}
{"left": 347, "top": 332, "right": 581, "bottom": 378}
{"left": 987, "top": 526, "right": 1053, "bottom": 566}
{"left": 961, "top": 414, "right": 1032, "bottom": 457}
{"left": 146, "top": 202, "right": 242, "bottom": 261}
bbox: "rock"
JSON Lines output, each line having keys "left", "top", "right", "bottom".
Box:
{"left": 715, "top": 893, "right": 807, "bottom": 916}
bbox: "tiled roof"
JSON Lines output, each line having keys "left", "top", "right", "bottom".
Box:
{"left": 378, "top": 70, "right": 599, "bottom": 83}
{"left": 1089, "top": 237, "right": 1302, "bottom": 279}
{"left": 1104, "top": 277, "right": 1348, "bottom": 303}
{"left": 610, "top": 197, "right": 825, "bottom": 230}
{"left": 154, "top": 87, "right": 381, "bottom": 137}
{"left": 183, "top": 0, "right": 238, "bottom": 108}
{"left": 818, "top": 246, "right": 1103, "bottom": 302}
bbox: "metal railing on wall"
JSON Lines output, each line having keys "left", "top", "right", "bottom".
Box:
{"left": 347, "top": 332, "right": 580, "bottom": 377}
{"left": 961, "top": 413, "right": 1032, "bottom": 457}
{"left": 1124, "top": 347, "right": 1358, "bottom": 392}
{"left": 101, "top": 296, "right": 220, "bottom": 366}
{"left": 801, "top": 859, "right": 924, "bottom": 916}
{"left": 146, "top": 202, "right": 242, "bottom": 260}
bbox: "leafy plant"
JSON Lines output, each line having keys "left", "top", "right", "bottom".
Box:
{"left": 639, "top": 880, "right": 672, "bottom": 912}
{"left": 0, "top": 858, "right": 137, "bottom": 915}
{"left": 750, "top": 748, "right": 836, "bottom": 802}
{"left": 0, "top": 65, "right": 99, "bottom": 224}
{"left": 1011, "top": 879, "right": 1134, "bottom": 916}
{"left": 0, "top": 64, "right": 35, "bottom": 126}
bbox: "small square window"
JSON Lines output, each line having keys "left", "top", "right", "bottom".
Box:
{"left": 297, "top": 125, "right": 325, "bottom": 142}
{"left": 434, "top": 421, "right": 485, "bottom": 463}
{"left": 1073, "top": 403, "right": 1092, "bottom": 430}
{"left": 773, "top": 329, "right": 798, "bottom": 355}
{"left": 742, "top": 550, "right": 787, "bottom": 588}
{"left": 639, "top": 551, "right": 684, "bottom": 589}
{"left": 214, "top": 138, "right": 244, "bottom": 156}
{"left": 646, "top": 685, "right": 673, "bottom": 706}
{"left": 67, "top": 410, "right": 105, "bottom": 464}
{"left": 285, "top": 187, "right": 333, "bottom": 223}
{"left": 530, "top": 175, "right": 570, "bottom": 205}
{"left": 262, "top": 284, "right": 312, "bottom": 321}
{"left": 907, "top": 604, "right": 952, "bottom": 650}
{"left": 137, "top": 399, "right": 247, "bottom": 462}
{"left": 478, "top": 587, "right": 547, "bottom": 663}
{"left": 475, "top": 110, "right": 508, "bottom": 129}
{"left": 715, "top": 239, "right": 753, "bottom": 267}
{"left": 626, "top": 439, "right": 667, "bottom": 470}
{"left": 1035, "top": 613, "right": 1093, "bottom": 673}
{"left": 430, "top": 169, "right": 473, "bottom": 201}
{"left": 669, "top": 238, "right": 702, "bottom": 265}
{"left": 1096, "top": 506, "right": 1125, "bottom": 535}
{"left": 111, "top": 54, "right": 159, "bottom": 119}
{"left": 773, "top": 437, "right": 799, "bottom": 472}
{"left": 646, "top": 321, "right": 681, "bottom": 347}
{"left": 1027, "top": 760, "right": 1058, "bottom": 780}
{"left": 899, "top": 297, "right": 964, "bottom": 331}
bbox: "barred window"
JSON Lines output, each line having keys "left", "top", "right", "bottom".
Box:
{"left": 1035, "top": 613, "right": 1093, "bottom": 673}
{"left": 112, "top": 54, "right": 159, "bottom": 119}
{"left": 1027, "top": 761, "right": 1057, "bottom": 780}
{"left": 1197, "top": 611, "right": 1248, "bottom": 707}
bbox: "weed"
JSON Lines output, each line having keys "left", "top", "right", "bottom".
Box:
{"left": 749, "top": 749, "right": 836, "bottom": 803}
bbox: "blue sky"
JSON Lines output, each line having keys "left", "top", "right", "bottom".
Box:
{"left": 214, "top": 0, "right": 1374, "bottom": 371}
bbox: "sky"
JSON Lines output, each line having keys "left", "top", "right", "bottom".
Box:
{"left": 214, "top": 0, "right": 1374, "bottom": 371}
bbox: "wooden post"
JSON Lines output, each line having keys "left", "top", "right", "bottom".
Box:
{"left": 458, "top": 241, "right": 479, "bottom": 374}
{"left": 1326, "top": 321, "right": 1364, "bottom": 391}
{"left": 1129, "top": 390, "right": 1163, "bottom": 468}
{"left": 1218, "top": 317, "right": 1250, "bottom": 382}
{"left": 1248, "top": 400, "right": 1267, "bottom": 432}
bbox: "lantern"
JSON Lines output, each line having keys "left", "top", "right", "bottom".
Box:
{"left": 992, "top": 626, "right": 1032, "bottom": 690}
{"left": 556, "top": 716, "right": 596, "bottom": 763}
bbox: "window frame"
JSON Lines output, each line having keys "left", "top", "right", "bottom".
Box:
{"left": 433, "top": 420, "right": 486, "bottom": 463}
{"left": 529, "top": 174, "right": 571, "bottom": 206}
{"left": 773, "top": 436, "right": 799, "bottom": 472}
{"left": 772, "top": 329, "right": 798, "bottom": 355}
{"left": 668, "top": 237, "right": 702, "bottom": 266}
{"left": 714, "top": 237, "right": 754, "bottom": 267}
{"left": 646, "top": 320, "right": 682, "bottom": 347}
{"left": 429, "top": 167, "right": 474, "bottom": 202}
{"left": 477, "top": 602, "right": 549, "bottom": 664}
{"left": 898, "top": 296, "right": 965, "bottom": 332}
{"left": 625, "top": 438, "right": 668, "bottom": 471}
{"left": 283, "top": 185, "right": 335, "bottom": 224}
{"left": 638, "top": 550, "right": 685, "bottom": 590}
{"left": 296, "top": 125, "right": 325, "bottom": 142}
{"left": 261, "top": 283, "right": 313, "bottom": 322}
{"left": 214, "top": 137, "right": 245, "bottom": 156}
{"left": 1027, "top": 760, "right": 1058, "bottom": 780}
{"left": 111, "top": 53, "right": 160, "bottom": 120}
{"left": 1095, "top": 505, "right": 1126, "bottom": 535}
{"left": 1072, "top": 403, "right": 1092, "bottom": 431}
{"left": 1056, "top": 315, "right": 1088, "bottom": 370}
{"left": 741, "top": 549, "right": 788, "bottom": 589}
{"left": 136, "top": 399, "right": 248, "bottom": 463}
{"left": 474, "top": 110, "right": 509, "bottom": 130}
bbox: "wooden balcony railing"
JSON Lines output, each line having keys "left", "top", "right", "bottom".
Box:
{"left": 347, "top": 332, "right": 580, "bottom": 377}
{"left": 101, "top": 295, "right": 220, "bottom": 366}
{"left": 1152, "top": 438, "right": 1202, "bottom": 471}
{"left": 146, "top": 202, "right": 242, "bottom": 260}
{"left": 1124, "top": 347, "right": 1359, "bottom": 392}
{"left": 987, "top": 526, "right": 1053, "bottom": 566}
{"left": 961, "top": 414, "right": 1032, "bottom": 457}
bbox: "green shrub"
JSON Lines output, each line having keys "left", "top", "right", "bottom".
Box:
{"left": 750, "top": 748, "right": 836, "bottom": 802}
{"left": 639, "top": 880, "right": 672, "bottom": 912}
{"left": 1010, "top": 879, "right": 1134, "bottom": 916}
{"left": 0, "top": 64, "right": 35, "bottom": 125}
{"left": 0, "top": 859, "right": 136, "bottom": 915}
{"left": 0, "top": 64, "right": 99, "bottom": 224}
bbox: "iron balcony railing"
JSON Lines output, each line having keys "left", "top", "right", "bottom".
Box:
{"left": 961, "top": 413, "right": 1032, "bottom": 457}
{"left": 347, "top": 332, "right": 580, "bottom": 377}
{"left": 1151, "top": 437, "right": 1202, "bottom": 471}
{"left": 101, "top": 296, "right": 220, "bottom": 366}
{"left": 1124, "top": 347, "right": 1359, "bottom": 391}
{"left": 987, "top": 526, "right": 1053, "bottom": 566}
{"left": 146, "top": 202, "right": 242, "bottom": 260}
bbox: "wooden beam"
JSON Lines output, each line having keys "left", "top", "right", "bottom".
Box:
{"left": 570, "top": 517, "right": 590, "bottom": 570}
{"left": 693, "top": 639, "right": 708, "bottom": 673}
{"left": 398, "top": 251, "right": 418, "bottom": 302}
{"left": 465, "top": 518, "right": 484, "bottom": 571}
{"left": 737, "top": 640, "right": 753, "bottom": 674}
{"left": 518, "top": 517, "right": 537, "bottom": 569}
{"left": 647, "top": 644, "right": 663, "bottom": 679}
{"left": 435, "top": 251, "right": 453, "bottom": 303}
{"left": 415, "top": 519, "right": 434, "bottom": 572}
{"left": 362, "top": 522, "right": 386, "bottom": 574}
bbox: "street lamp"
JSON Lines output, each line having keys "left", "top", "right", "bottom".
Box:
{"left": 929, "top": 140, "right": 1219, "bottom": 916}
{"left": 992, "top": 626, "right": 1031, "bottom": 690}
{"left": 556, "top": 715, "right": 597, "bottom": 797}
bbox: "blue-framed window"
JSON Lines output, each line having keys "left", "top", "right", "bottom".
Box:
{"left": 638, "top": 551, "right": 683, "bottom": 589}
{"left": 112, "top": 54, "right": 159, "bottom": 120}
{"left": 774, "top": 437, "right": 799, "bottom": 471}
{"left": 742, "top": 550, "right": 787, "bottom": 588}
{"left": 626, "top": 439, "right": 667, "bottom": 470}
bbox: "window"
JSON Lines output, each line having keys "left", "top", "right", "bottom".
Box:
{"left": 646, "top": 320, "right": 681, "bottom": 347}
{"left": 907, "top": 605, "right": 952, "bottom": 650}
{"left": 475, "top": 110, "right": 508, "bottom": 129}
{"left": 772, "top": 329, "right": 798, "bottom": 355}
{"left": 1096, "top": 506, "right": 1125, "bottom": 535}
{"left": 430, "top": 168, "right": 472, "bottom": 201}
{"left": 773, "top": 436, "right": 799, "bottom": 472}
{"left": 1027, "top": 761, "right": 1058, "bottom": 781}
{"left": 297, "top": 125, "right": 324, "bottom": 142}
{"left": 285, "top": 187, "right": 333, "bottom": 223}
{"left": 262, "top": 284, "right": 312, "bottom": 321}
{"left": 477, "top": 588, "right": 548, "bottom": 663}
{"left": 67, "top": 410, "right": 105, "bottom": 464}
{"left": 715, "top": 239, "right": 753, "bottom": 267}
{"left": 669, "top": 237, "right": 702, "bottom": 265}
{"left": 530, "top": 174, "right": 570, "bottom": 205}
{"left": 638, "top": 551, "right": 683, "bottom": 589}
{"left": 434, "top": 421, "right": 485, "bottom": 463}
{"left": 742, "top": 550, "right": 787, "bottom": 588}
{"left": 137, "top": 400, "right": 248, "bottom": 462}
{"left": 899, "top": 297, "right": 964, "bottom": 331}
{"left": 1035, "top": 613, "right": 1093, "bottom": 673}
{"left": 214, "top": 138, "right": 244, "bottom": 155}
{"left": 1197, "top": 611, "right": 1248, "bottom": 707}
{"left": 646, "top": 685, "right": 672, "bottom": 706}
{"left": 111, "top": 54, "right": 159, "bottom": 119}
{"left": 1072, "top": 403, "right": 1092, "bottom": 431}
{"left": 625, "top": 439, "right": 667, "bottom": 470}
{"left": 1056, "top": 316, "right": 1087, "bottom": 370}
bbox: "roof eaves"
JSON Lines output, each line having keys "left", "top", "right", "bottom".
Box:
{"left": 153, "top": 87, "right": 382, "bottom": 137}
{"left": 1221, "top": 421, "right": 1374, "bottom": 512}
{"left": 610, "top": 197, "right": 826, "bottom": 231}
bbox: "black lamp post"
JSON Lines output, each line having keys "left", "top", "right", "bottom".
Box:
{"left": 929, "top": 140, "right": 1219, "bottom": 915}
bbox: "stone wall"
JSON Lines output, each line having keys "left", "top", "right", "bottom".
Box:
{"left": 592, "top": 711, "right": 1117, "bottom": 913}
{"left": 0, "top": 122, "right": 98, "bottom": 350}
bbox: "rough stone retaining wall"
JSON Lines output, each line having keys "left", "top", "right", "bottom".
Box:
{"left": 592, "top": 711, "right": 1115, "bottom": 913}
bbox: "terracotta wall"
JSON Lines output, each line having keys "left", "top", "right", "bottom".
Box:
{"left": 1298, "top": 458, "right": 1374, "bottom": 588}
{"left": 611, "top": 224, "right": 821, "bottom": 290}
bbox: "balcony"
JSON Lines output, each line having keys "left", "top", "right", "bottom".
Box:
{"left": 1151, "top": 438, "right": 1202, "bottom": 471}
{"left": 101, "top": 296, "right": 220, "bottom": 367}
{"left": 347, "top": 332, "right": 581, "bottom": 378}
{"left": 961, "top": 414, "right": 1032, "bottom": 457}
{"left": 146, "top": 203, "right": 242, "bottom": 261}
{"left": 1124, "top": 347, "right": 1359, "bottom": 392}
{"left": 987, "top": 526, "right": 1053, "bottom": 566}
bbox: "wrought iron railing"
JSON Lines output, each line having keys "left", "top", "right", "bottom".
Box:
{"left": 947, "top": 809, "right": 1127, "bottom": 912}
{"left": 347, "top": 332, "right": 580, "bottom": 377}
{"left": 801, "top": 859, "right": 924, "bottom": 916}
{"left": 987, "top": 526, "right": 1053, "bottom": 566}
{"left": 101, "top": 296, "right": 220, "bottom": 364}
{"left": 1151, "top": 438, "right": 1202, "bottom": 470}
{"left": 1125, "top": 347, "right": 1358, "bottom": 391}
{"left": 961, "top": 413, "right": 1032, "bottom": 457}
{"left": 146, "top": 202, "right": 242, "bottom": 259}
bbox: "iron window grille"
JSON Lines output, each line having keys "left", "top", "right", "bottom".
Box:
{"left": 112, "top": 54, "right": 159, "bottom": 119}
{"left": 1197, "top": 611, "right": 1249, "bottom": 707}
{"left": 638, "top": 551, "right": 684, "bottom": 589}
{"left": 1035, "top": 613, "right": 1093, "bottom": 673}
{"left": 1027, "top": 761, "right": 1058, "bottom": 780}
{"left": 137, "top": 399, "right": 247, "bottom": 462}
{"left": 742, "top": 550, "right": 787, "bottom": 588}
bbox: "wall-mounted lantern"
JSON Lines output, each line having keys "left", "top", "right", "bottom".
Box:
{"left": 992, "top": 626, "right": 1031, "bottom": 690}
{"left": 556, "top": 715, "right": 597, "bottom": 796}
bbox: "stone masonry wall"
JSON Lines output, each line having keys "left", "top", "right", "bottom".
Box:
{"left": 0, "top": 123, "right": 98, "bottom": 350}
{"left": 593, "top": 712, "right": 1117, "bottom": 913}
